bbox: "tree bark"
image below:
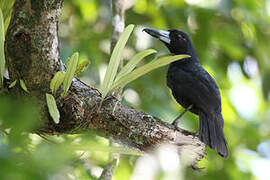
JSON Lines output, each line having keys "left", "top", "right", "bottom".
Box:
{"left": 5, "top": 0, "right": 206, "bottom": 167}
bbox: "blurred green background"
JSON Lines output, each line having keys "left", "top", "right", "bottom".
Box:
{"left": 1, "top": 0, "right": 270, "bottom": 179}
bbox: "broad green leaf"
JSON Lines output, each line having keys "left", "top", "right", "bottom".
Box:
{"left": 75, "top": 60, "right": 90, "bottom": 76}
{"left": 0, "top": 0, "right": 14, "bottom": 19}
{"left": 50, "top": 71, "right": 65, "bottom": 95}
{"left": 8, "top": 80, "right": 17, "bottom": 88}
{"left": 62, "top": 52, "right": 79, "bottom": 97}
{"left": 4, "top": 16, "right": 10, "bottom": 34}
{"left": 19, "top": 79, "right": 29, "bottom": 93}
{"left": 111, "top": 54, "right": 190, "bottom": 91}
{"left": 114, "top": 49, "right": 157, "bottom": 82}
{"left": 157, "top": 53, "right": 174, "bottom": 58}
{"left": 46, "top": 93, "right": 60, "bottom": 124}
{"left": 0, "top": 9, "right": 4, "bottom": 88}
{"left": 66, "top": 56, "right": 71, "bottom": 67}
{"left": 100, "top": 24, "right": 134, "bottom": 99}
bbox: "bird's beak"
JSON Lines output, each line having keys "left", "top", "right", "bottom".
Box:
{"left": 143, "top": 28, "right": 171, "bottom": 44}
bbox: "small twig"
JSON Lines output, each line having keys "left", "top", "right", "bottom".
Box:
{"left": 99, "top": 140, "right": 120, "bottom": 180}
{"left": 99, "top": 157, "right": 119, "bottom": 180}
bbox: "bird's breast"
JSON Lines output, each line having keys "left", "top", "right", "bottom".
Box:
{"left": 166, "top": 62, "right": 221, "bottom": 114}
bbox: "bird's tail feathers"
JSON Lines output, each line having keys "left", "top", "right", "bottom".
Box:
{"left": 199, "top": 111, "right": 228, "bottom": 158}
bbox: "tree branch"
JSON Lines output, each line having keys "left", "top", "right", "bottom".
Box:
{"left": 5, "top": 0, "right": 206, "bottom": 167}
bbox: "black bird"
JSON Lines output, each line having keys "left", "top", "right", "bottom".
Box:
{"left": 143, "top": 28, "right": 228, "bottom": 158}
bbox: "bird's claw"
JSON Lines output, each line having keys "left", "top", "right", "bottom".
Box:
{"left": 172, "top": 121, "right": 181, "bottom": 131}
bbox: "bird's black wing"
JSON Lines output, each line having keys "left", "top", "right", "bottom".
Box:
{"left": 167, "top": 64, "right": 222, "bottom": 114}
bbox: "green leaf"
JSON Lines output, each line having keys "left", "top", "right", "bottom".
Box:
{"left": 62, "top": 52, "right": 79, "bottom": 97}
{"left": 8, "top": 80, "right": 17, "bottom": 88}
{"left": 4, "top": 16, "right": 10, "bottom": 34}
{"left": 19, "top": 79, "right": 29, "bottom": 93}
{"left": 75, "top": 60, "right": 90, "bottom": 76}
{"left": 111, "top": 54, "right": 190, "bottom": 91}
{"left": 50, "top": 71, "right": 65, "bottom": 95}
{"left": 46, "top": 93, "right": 60, "bottom": 124}
{"left": 114, "top": 49, "right": 157, "bottom": 82}
{"left": 0, "top": 9, "right": 5, "bottom": 88}
{"left": 100, "top": 24, "right": 134, "bottom": 99}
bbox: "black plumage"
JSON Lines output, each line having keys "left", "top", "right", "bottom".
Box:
{"left": 143, "top": 28, "right": 228, "bottom": 158}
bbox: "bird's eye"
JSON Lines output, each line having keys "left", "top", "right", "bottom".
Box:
{"left": 178, "top": 34, "right": 186, "bottom": 41}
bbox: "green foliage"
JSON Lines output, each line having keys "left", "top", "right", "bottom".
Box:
{"left": 0, "top": 0, "right": 14, "bottom": 33}
{"left": 19, "top": 79, "right": 29, "bottom": 93}
{"left": 50, "top": 71, "right": 65, "bottom": 95}
{"left": 70, "top": 139, "right": 142, "bottom": 156}
{"left": 50, "top": 52, "right": 90, "bottom": 96}
{"left": 0, "top": 99, "right": 140, "bottom": 179}
{"left": 62, "top": 52, "right": 79, "bottom": 97}
{"left": 8, "top": 80, "right": 17, "bottom": 88}
{"left": 101, "top": 25, "right": 188, "bottom": 99}
{"left": 46, "top": 93, "right": 60, "bottom": 124}
{"left": 0, "top": 96, "right": 39, "bottom": 133}
{"left": 112, "top": 54, "right": 190, "bottom": 91}
{"left": 114, "top": 49, "right": 157, "bottom": 82}
{"left": 0, "top": 1, "right": 15, "bottom": 89}
{"left": 47, "top": 52, "right": 91, "bottom": 124}
{"left": 100, "top": 24, "right": 135, "bottom": 99}
{"left": 0, "top": 9, "right": 4, "bottom": 88}
{"left": 75, "top": 57, "right": 91, "bottom": 76}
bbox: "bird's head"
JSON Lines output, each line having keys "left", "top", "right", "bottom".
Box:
{"left": 143, "top": 28, "right": 194, "bottom": 56}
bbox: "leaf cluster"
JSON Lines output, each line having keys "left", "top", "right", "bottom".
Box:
{"left": 100, "top": 24, "right": 189, "bottom": 99}
{"left": 47, "top": 52, "right": 90, "bottom": 124}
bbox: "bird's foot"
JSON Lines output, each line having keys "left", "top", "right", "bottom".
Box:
{"left": 171, "top": 105, "right": 193, "bottom": 131}
{"left": 171, "top": 120, "right": 181, "bottom": 131}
